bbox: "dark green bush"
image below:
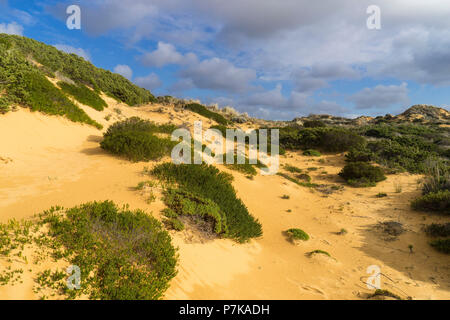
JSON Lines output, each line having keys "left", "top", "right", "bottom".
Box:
{"left": 185, "top": 103, "right": 229, "bottom": 125}
{"left": 303, "top": 120, "right": 326, "bottom": 128}
{"left": 411, "top": 190, "right": 450, "bottom": 213}
{"left": 100, "top": 117, "right": 177, "bottom": 161}
{"left": 279, "top": 127, "right": 365, "bottom": 153}
{"left": 339, "top": 162, "right": 386, "bottom": 187}
{"left": 429, "top": 239, "right": 450, "bottom": 254}
{"left": 42, "top": 201, "right": 177, "bottom": 300}
{"left": 424, "top": 223, "right": 450, "bottom": 237}
{"left": 58, "top": 81, "right": 107, "bottom": 111}
{"left": 151, "top": 163, "right": 262, "bottom": 242}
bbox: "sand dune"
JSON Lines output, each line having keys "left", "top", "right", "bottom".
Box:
{"left": 0, "top": 105, "right": 449, "bottom": 300}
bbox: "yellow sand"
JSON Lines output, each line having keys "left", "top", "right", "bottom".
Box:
{"left": 0, "top": 103, "right": 449, "bottom": 300}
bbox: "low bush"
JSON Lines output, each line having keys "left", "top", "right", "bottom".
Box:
{"left": 424, "top": 223, "right": 450, "bottom": 237}
{"left": 284, "top": 165, "right": 302, "bottom": 173}
{"left": 429, "top": 239, "right": 450, "bottom": 254}
{"left": 151, "top": 163, "right": 262, "bottom": 242}
{"left": 411, "top": 190, "right": 450, "bottom": 213}
{"left": 339, "top": 162, "right": 386, "bottom": 187}
{"left": 100, "top": 117, "right": 177, "bottom": 162}
{"left": 41, "top": 201, "right": 178, "bottom": 299}
{"left": 279, "top": 127, "right": 365, "bottom": 153}
{"left": 286, "top": 228, "right": 309, "bottom": 241}
{"left": 58, "top": 81, "right": 107, "bottom": 111}
{"left": 303, "top": 149, "right": 321, "bottom": 157}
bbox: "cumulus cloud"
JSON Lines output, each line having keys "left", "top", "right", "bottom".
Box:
{"left": 134, "top": 73, "right": 162, "bottom": 90}
{"left": 0, "top": 21, "right": 23, "bottom": 35}
{"left": 140, "top": 42, "right": 196, "bottom": 67}
{"left": 53, "top": 44, "right": 91, "bottom": 61}
{"left": 348, "top": 82, "right": 409, "bottom": 110}
{"left": 113, "top": 64, "right": 133, "bottom": 80}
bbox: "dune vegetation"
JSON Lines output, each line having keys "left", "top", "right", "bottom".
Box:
{"left": 151, "top": 163, "right": 262, "bottom": 242}
{"left": 0, "top": 201, "right": 178, "bottom": 300}
{"left": 100, "top": 117, "right": 177, "bottom": 162}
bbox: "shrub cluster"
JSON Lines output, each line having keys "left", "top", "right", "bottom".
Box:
{"left": 350, "top": 124, "right": 449, "bottom": 173}
{"left": 411, "top": 190, "right": 450, "bottom": 213}
{"left": 151, "top": 163, "right": 262, "bottom": 242}
{"left": 100, "top": 117, "right": 177, "bottom": 162}
{"left": 339, "top": 162, "right": 386, "bottom": 187}
{"left": 279, "top": 127, "right": 365, "bottom": 153}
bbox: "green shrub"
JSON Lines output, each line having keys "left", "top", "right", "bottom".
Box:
{"left": 307, "top": 250, "right": 332, "bottom": 258}
{"left": 286, "top": 228, "right": 309, "bottom": 241}
{"left": 279, "top": 127, "right": 365, "bottom": 153}
{"left": 151, "top": 163, "right": 262, "bottom": 242}
{"left": 424, "top": 223, "right": 450, "bottom": 237}
{"left": 100, "top": 117, "right": 177, "bottom": 162}
{"left": 41, "top": 201, "right": 177, "bottom": 299}
{"left": 303, "top": 149, "right": 321, "bottom": 157}
{"left": 166, "top": 218, "right": 185, "bottom": 231}
{"left": 163, "top": 188, "right": 228, "bottom": 235}
{"left": 339, "top": 162, "right": 386, "bottom": 187}
{"left": 376, "top": 192, "right": 388, "bottom": 198}
{"left": 411, "top": 190, "right": 450, "bottom": 213}
{"left": 284, "top": 165, "right": 302, "bottom": 173}
{"left": 58, "top": 81, "right": 107, "bottom": 111}
{"left": 185, "top": 103, "right": 229, "bottom": 125}
{"left": 429, "top": 239, "right": 450, "bottom": 254}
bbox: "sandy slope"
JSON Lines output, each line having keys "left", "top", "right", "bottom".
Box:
{"left": 0, "top": 104, "right": 449, "bottom": 300}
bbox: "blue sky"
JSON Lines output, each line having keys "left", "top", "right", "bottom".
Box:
{"left": 1, "top": 0, "right": 449, "bottom": 120}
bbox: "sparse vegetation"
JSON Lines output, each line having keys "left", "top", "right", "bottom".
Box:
{"left": 284, "top": 165, "right": 302, "bottom": 173}
{"left": 368, "top": 289, "right": 402, "bottom": 300}
{"left": 307, "top": 250, "right": 332, "bottom": 258}
{"left": 285, "top": 228, "right": 309, "bottom": 241}
{"left": 376, "top": 192, "right": 388, "bottom": 198}
{"left": 303, "top": 149, "right": 321, "bottom": 157}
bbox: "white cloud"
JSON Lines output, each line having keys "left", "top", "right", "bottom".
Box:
{"left": 53, "top": 44, "right": 91, "bottom": 61}
{"left": 348, "top": 82, "right": 409, "bottom": 110}
{"left": 0, "top": 21, "right": 23, "bottom": 35}
{"left": 134, "top": 73, "right": 162, "bottom": 90}
{"left": 113, "top": 64, "right": 133, "bottom": 80}
{"left": 140, "top": 42, "right": 196, "bottom": 67}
